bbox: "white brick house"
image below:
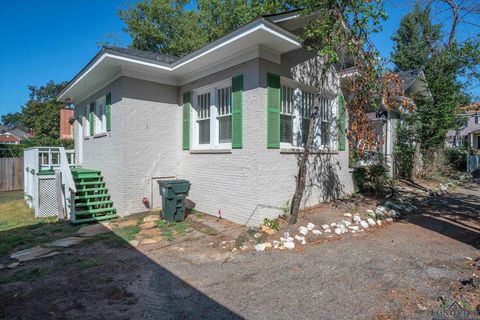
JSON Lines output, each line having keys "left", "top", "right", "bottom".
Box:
{"left": 57, "top": 12, "right": 354, "bottom": 226}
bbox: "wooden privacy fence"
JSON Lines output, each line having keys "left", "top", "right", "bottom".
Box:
{"left": 0, "top": 157, "right": 23, "bottom": 191}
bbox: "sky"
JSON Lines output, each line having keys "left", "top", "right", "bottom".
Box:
{"left": 0, "top": 0, "right": 478, "bottom": 118}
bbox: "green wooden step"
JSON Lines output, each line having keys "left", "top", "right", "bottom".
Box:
{"left": 71, "top": 214, "right": 117, "bottom": 224}
{"left": 73, "top": 173, "right": 101, "bottom": 179}
{"left": 75, "top": 193, "right": 109, "bottom": 200}
{"left": 77, "top": 181, "right": 105, "bottom": 186}
{"left": 71, "top": 168, "right": 101, "bottom": 174}
{"left": 76, "top": 207, "right": 116, "bottom": 216}
{"left": 87, "top": 200, "right": 113, "bottom": 207}
{"left": 76, "top": 187, "right": 108, "bottom": 193}
{"left": 75, "top": 200, "right": 113, "bottom": 208}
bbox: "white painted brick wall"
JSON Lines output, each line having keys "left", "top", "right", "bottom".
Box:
{"left": 76, "top": 49, "right": 353, "bottom": 226}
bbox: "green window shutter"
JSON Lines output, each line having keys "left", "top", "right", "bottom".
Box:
{"left": 106, "top": 92, "right": 111, "bottom": 132}
{"left": 182, "top": 92, "right": 191, "bottom": 150}
{"left": 231, "top": 75, "right": 243, "bottom": 149}
{"left": 338, "top": 95, "right": 347, "bottom": 151}
{"left": 267, "top": 73, "right": 280, "bottom": 148}
{"left": 89, "top": 102, "right": 95, "bottom": 136}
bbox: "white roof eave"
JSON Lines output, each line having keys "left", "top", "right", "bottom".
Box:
{"left": 58, "top": 19, "right": 301, "bottom": 102}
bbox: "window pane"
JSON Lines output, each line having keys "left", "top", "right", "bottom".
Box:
{"left": 219, "top": 115, "right": 232, "bottom": 143}
{"left": 302, "top": 117, "right": 310, "bottom": 145}
{"left": 280, "top": 114, "right": 293, "bottom": 143}
{"left": 198, "top": 119, "right": 210, "bottom": 144}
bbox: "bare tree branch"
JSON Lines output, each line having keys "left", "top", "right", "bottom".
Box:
{"left": 442, "top": 0, "right": 459, "bottom": 47}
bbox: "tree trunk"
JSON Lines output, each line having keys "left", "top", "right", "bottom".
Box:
{"left": 289, "top": 101, "right": 319, "bottom": 225}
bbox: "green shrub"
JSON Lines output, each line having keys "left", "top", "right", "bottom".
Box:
{"left": 353, "top": 164, "right": 391, "bottom": 195}
{"left": 444, "top": 148, "right": 467, "bottom": 171}
{"left": 263, "top": 218, "right": 280, "bottom": 230}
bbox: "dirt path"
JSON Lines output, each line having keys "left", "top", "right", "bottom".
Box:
{"left": 1, "top": 181, "right": 479, "bottom": 319}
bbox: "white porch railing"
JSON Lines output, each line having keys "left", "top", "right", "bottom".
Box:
{"left": 24, "top": 147, "right": 76, "bottom": 218}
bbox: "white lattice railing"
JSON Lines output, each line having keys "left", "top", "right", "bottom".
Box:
{"left": 24, "top": 147, "right": 76, "bottom": 218}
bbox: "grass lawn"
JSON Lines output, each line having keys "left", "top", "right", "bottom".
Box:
{"left": 0, "top": 191, "right": 80, "bottom": 257}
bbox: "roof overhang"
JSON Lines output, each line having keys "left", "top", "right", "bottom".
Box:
{"left": 57, "top": 18, "right": 301, "bottom": 103}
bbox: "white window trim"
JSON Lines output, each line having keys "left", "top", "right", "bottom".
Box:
{"left": 191, "top": 79, "right": 233, "bottom": 150}
{"left": 279, "top": 77, "right": 338, "bottom": 152}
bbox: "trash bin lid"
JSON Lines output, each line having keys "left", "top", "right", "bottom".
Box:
{"left": 158, "top": 179, "right": 191, "bottom": 193}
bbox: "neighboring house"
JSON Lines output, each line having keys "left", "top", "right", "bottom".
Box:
{"left": 445, "top": 103, "right": 480, "bottom": 151}
{"left": 0, "top": 125, "right": 32, "bottom": 145}
{"left": 60, "top": 107, "right": 74, "bottom": 140}
{"left": 366, "top": 70, "right": 432, "bottom": 175}
{"left": 57, "top": 11, "right": 355, "bottom": 226}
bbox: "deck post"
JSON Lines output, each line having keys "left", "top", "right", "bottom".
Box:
{"left": 55, "top": 169, "right": 64, "bottom": 220}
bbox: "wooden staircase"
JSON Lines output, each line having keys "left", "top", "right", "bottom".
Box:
{"left": 70, "top": 168, "right": 116, "bottom": 224}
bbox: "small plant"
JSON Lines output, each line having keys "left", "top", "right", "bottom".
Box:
{"left": 280, "top": 200, "right": 290, "bottom": 219}
{"left": 0, "top": 267, "right": 49, "bottom": 284}
{"left": 75, "top": 258, "right": 101, "bottom": 270}
{"left": 263, "top": 218, "right": 280, "bottom": 230}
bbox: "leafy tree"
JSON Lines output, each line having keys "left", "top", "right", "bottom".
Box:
{"left": 1, "top": 112, "right": 23, "bottom": 128}
{"left": 284, "top": 0, "right": 403, "bottom": 223}
{"left": 1, "top": 80, "right": 67, "bottom": 139}
{"left": 119, "top": 0, "right": 207, "bottom": 57}
{"left": 391, "top": 3, "right": 480, "bottom": 176}
{"left": 119, "top": 0, "right": 292, "bottom": 57}
{"left": 391, "top": 4, "right": 441, "bottom": 72}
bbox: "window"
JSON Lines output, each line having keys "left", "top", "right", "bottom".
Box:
{"left": 217, "top": 87, "right": 232, "bottom": 143}
{"left": 280, "top": 85, "right": 294, "bottom": 144}
{"left": 197, "top": 92, "right": 211, "bottom": 144}
{"left": 83, "top": 105, "right": 90, "bottom": 137}
{"left": 279, "top": 79, "right": 334, "bottom": 149}
{"left": 319, "top": 96, "right": 331, "bottom": 146}
{"left": 95, "top": 97, "right": 107, "bottom": 134}
{"left": 475, "top": 115, "right": 479, "bottom": 124}
{"left": 192, "top": 80, "right": 232, "bottom": 149}
{"left": 302, "top": 91, "right": 314, "bottom": 144}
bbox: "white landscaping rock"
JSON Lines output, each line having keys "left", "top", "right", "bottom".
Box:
{"left": 294, "top": 235, "right": 305, "bottom": 242}
{"left": 322, "top": 224, "right": 330, "bottom": 230}
{"left": 353, "top": 215, "right": 362, "bottom": 224}
{"left": 343, "top": 213, "right": 352, "bottom": 218}
{"left": 284, "top": 241, "right": 295, "bottom": 249}
{"left": 330, "top": 222, "right": 337, "bottom": 227}
{"left": 273, "top": 240, "right": 280, "bottom": 249}
{"left": 299, "top": 226, "right": 309, "bottom": 236}
{"left": 377, "top": 220, "right": 382, "bottom": 226}
{"left": 367, "top": 218, "right": 376, "bottom": 226}
{"left": 334, "top": 228, "right": 342, "bottom": 235}
{"left": 324, "top": 229, "right": 332, "bottom": 233}
{"left": 385, "top": 218, "right": 394, "bottom": 222}
{"left": 280, "top": 236, "right": 294, "bottom": 242}
{"left": 348, "top": 225, "right": 359, "bottom": 231}
{"left": 312, "top": 229, "right": 322, "bottom": 235}
{"left": 306, "top": 222, "right": 315, "bottom": 231}
{"left": 342, "top": 220, "right": 352, "bottom": 227}
{"left": 366, "top": 209, "right": 375, "bottom": 218}
{"left": 255, "top": 243, "right": 266, "bottom": 252}
{"left": 360, "top": 220, "right": 369, "bottom": 229}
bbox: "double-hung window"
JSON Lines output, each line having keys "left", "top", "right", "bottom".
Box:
{"left": 279, "top": 78, "right": 335, "bottom": 149}
{"left": 280, "top": 84, "right": 295, "bottom": 144}
{"left": 192, "top": 80, "right": 232, "bottom": 149}
{"left": 95, "top": 97, "right": 107, "bottom": 134}
{"left": 197, "top": 92, "right": 211, "bottom": 144}
{"left": 319, "top": 96, "right": 331, "bottom": 146}
{"left": 83, "top": 105, "right": 90, "bottom": 137}
{"left": 301, "top": 91, "right": 314, "bottom": 144}
{"left": 217, "top": 87, "right": 232, "bottom": 143}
